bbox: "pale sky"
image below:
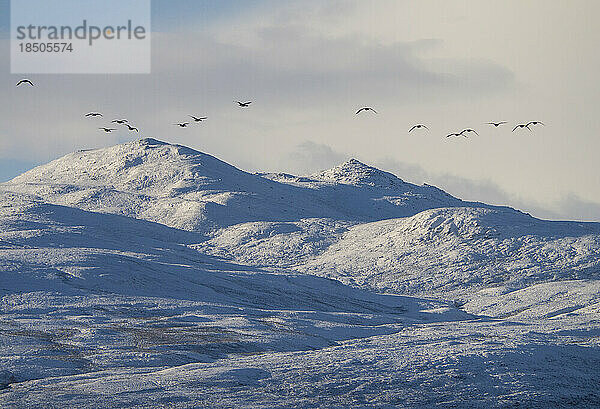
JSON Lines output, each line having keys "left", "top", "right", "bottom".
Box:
{"left": 1, "top": 0, "right": 599, "bottom": 221}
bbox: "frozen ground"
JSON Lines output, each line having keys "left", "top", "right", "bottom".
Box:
{"left": 1, "top": 139, "right": 599, "bottom": 407}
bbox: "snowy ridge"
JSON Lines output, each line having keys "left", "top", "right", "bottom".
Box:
{"left": 199, "top": 206, "right": 600, "bottom": 299}
{"left": 301, "top": 207, "right": 600, "bottom": 298}
{"left": 3, "top": 138, "right": 478, "bottom": 233}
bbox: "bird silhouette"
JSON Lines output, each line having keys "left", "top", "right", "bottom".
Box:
{"left": 85, "top": 112, "right": 103, "bottom": 118}
{"left": 124, "top": 124, "right": 139, "bottom": 132}
{"left": 487, "top": 121, "right": 507, "bottom": 127}
{"left": 190, "top": 115, "right": 208, "bottom": 122}
{"left": 526, "top": 121, "right": 545, "bottom": 128}
{"left": 446, "top": 132, "right": 465, "bottom": 138}
{"left": 112, "top": 119, "right": 128, "bottom": 125}
{"left": 409, "top": 124, "right": 428, "bottom": 133}
{"left": 174, "top": 122, "right": 189, "bottom": 128}
{"left": 460, "top": 128, "right": 479, "bottom": 136}
{"left": 99, "top": 128, "right": 116, "bottom": 133}
{"left": 356, "top": 107, "right": 378, "bottom": 115}
{"left": 235, "top": 101, "right": 252, "bottom": 107}
{"left": 512, "top": 124, "right": 531, "bottom": 132}
{"left": 16, "top": 79, "right": 34, "bottom": 87}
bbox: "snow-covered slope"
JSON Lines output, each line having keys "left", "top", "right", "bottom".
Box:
{"left": 2, "top": 139, "right": 600, "bottom": 407}
{"left": 3, "top": 138, "right": 473, "bottom": 233}
{"left": 300, "top": 207, "right": 600, "bottom": 298}
{"left": 198, "top": 207, "right": 600, "bottom": 300}
{"left": 0, "top": 190, "right": 470, "bottom": 387}
{"left": 8, "top": 138, "right": 597, "bottom": 301}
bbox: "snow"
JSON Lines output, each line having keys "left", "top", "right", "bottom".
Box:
{"left": 3, "top": 138, "right": 476, "bottom": 233}
{"left": 299, "top": 207, "right": 600, "bottom": 299}
{"left": 1, "top": 138, "right": 599, "bottom": 407}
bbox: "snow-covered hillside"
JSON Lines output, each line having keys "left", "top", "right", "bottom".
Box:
{"left": 1, "top": 139, "right": 599, "bottom": 408}
{"left": 198, "top": 207, "right": 600, "bottom": 300}
{"left": 0, "top": 190, "right": 468, "bottom": 383}
{"left": 300, "top": 207, "right": 600, "bottom": 298}
{"left": 4, "top": 138, "right": 473, "bottom": 233}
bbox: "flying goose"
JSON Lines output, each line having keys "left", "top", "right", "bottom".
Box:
{"left": 356, "top": 107, "right": 378, "bottom": 115}
{"left": 409, "top": 124, "right": 429, "bottom": 133}
{"left": 190, "top": 115, "right": 208, "bottom": 122}
{"left": 16, "top": 79, "right": 34, "bottom": 87}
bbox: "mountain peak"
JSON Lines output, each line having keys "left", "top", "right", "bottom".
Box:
{"left": 137, "top": 137, "right": 168, "bottom": 146}
{"left": 7, "top": 137, "right": 243, "bottom": 193}
{"left": 345, "top": 158, "right": 366, "bottom": 166}
{"left": 128, "top": 137, "right": 202, "bottom": 156}
{"left": 311, "top": 158, "right": 406, "bottom": 188}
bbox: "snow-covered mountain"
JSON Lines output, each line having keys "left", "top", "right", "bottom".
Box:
{"left": 199, "top": 206, "right": 600, "bottom": 301}
{"left": 1, "top": 138, "right": 599, "bottom": 408}
{"left": 4, "top": 138, "right": 479, "bottom": 233}
{"left": 301, "top": 207, "right": 600, "bottom": 297}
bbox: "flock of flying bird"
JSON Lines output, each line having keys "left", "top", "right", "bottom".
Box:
{"left": 353, "top": 106, "right": 544, "bottom": 135}
{"left": 85, "top": 111, "right": 210, "bottom": 133}
{"left": 439, "top": 120, "right": 545, "bottom": 137}
{"left": 87, "top": 103, "right": 258, "bottom": 132}
{"left": 16, "top": 79, "right": 544, "bottom": 137}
